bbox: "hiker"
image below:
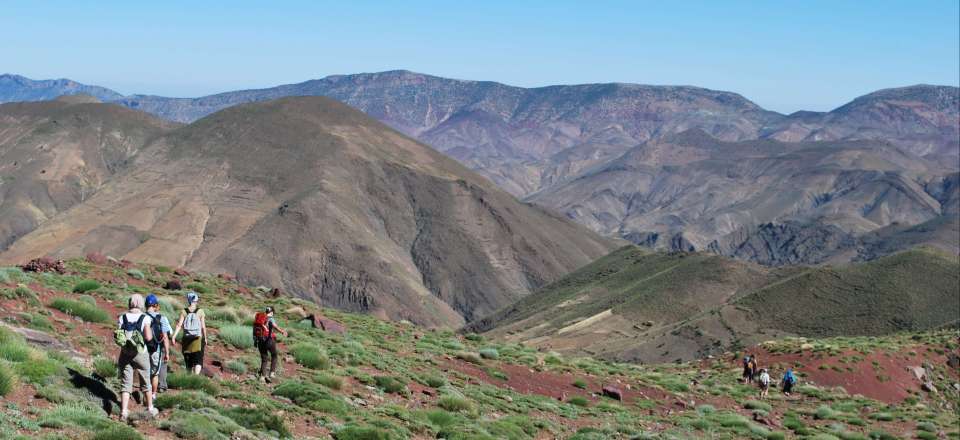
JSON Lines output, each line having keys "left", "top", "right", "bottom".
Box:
{"left": 145, "top": 294, "right": 172, "bottom": 394}
{"left": 171, "top": 292, "right": 207, "bottom": 375}
{"left": 115, "top": 294, "right": 158, "bottom": 419}
{"left": 742, "top": 354, "right": 753, "bottom": 383}
{"left": 782, "top": 368, "right": 797, "bottom": 396}
{"left": 253, "top": 306, "right": 288, "bottom": 383}
{"left": 758, "top": 368, "right": 771, "bottom": 399}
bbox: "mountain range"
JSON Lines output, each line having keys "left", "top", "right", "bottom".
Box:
{"left": 0, "top": 96, "right": 616, "bottom": 327}
{"left": 1, "top": 71, "right": 957, "bottom": 267}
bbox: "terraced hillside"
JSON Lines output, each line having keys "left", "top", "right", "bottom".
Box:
{"left": 1, "top": 257, "right": 958, "bottom": 439}
{"left": 470, "top": 246, "right": 960, "bottom": 363}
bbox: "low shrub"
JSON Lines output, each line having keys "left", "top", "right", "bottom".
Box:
{"left": 49, "top": 298, "right": 110, "bottom": 323}
{"left": 155, "top": 390, "right": 219, "bottom": 411}
{"left": 868, "top": 412, "right": 894, "bottom": 422}
{"left": 815, "top": 405, "right": 839, "bottom": 420}
{"left": 315, "top": 373, "right": 343, "bottom": 390}
{"left": 185, "top": 284, "right": 209, "bottom": 294}
{"left": 16, "top": 357, "right": 64, "bottom": 384}
{"left": 456, "top": 351, "right": 483, "bottom": 364}
{"left": 0, "top": 340, "right": 33, "bottom": 362}
{"left": 438, "top": 395, "right": 474, "bottom": 412}
{"left": 290, "top": 343, "right": 329, "bottom": 369}
{"left": 572, "top": 379, "right": 588, "bottom": 389}
{"left": 743, "top": 400, "right": 772, "bottom": 412}
{"left": 217, "top": 325, "right": 254, "bottom": 349}
{"left": 160, "top": 408, "right": 241, "bottom": 440}
{"left": 92, "top": 357, "right": 117, "bottom": 379}
{"left": 224, "top": 359, "right": 247, "bottom": 375}
{"left": 334, "top": 425, "right": 394, "bottom": 440}
{"left": 374, "top": 375, "right": 406, "bottom": 394}
{"left": 273, "top": 380, "right": 347, "bottom": 414}
{"left": 0, "top": 361, "right": 17, "bottom": 396}
{"left": 27, "top": 313, "right": 53, "bottom": 330}
{"left": 478, "top": 348, "right": 500, "bottom": 360}
{"left": 72, "top": 280, "right": 101, "bottom": 293}
{"left": 568, "top": 396, "right": 589, "bottom": 407}
{"left": 126, "top": 269, "right": 145, "bottom": 280}
{"left": 39, "top": 402, "right": 109, "bottom": 429}
{"left": 220, "top": 407, "right": 290, "bottom": 438}
{"left": 207, "top": 308, "right": 241, "bottom": 324}
{"left": 167, "top": 372, "right": 220, "bottom": 395}
{"left": 91, "top": 423, "right": 144, "bottom": 440}
{"left": 421, "top": 375, "right": 447, "bottom": 388}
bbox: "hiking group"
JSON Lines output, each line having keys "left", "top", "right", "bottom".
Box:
{"left": 114, "top": 292, "right": 208, "bottom": 420}
{"left": 741, "top": 353, "right": 798, "bottom": 399}
{"left": 114, "top": 292, "right": 286, "bottom": 420}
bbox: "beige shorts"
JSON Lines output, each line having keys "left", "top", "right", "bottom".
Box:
{"left": 117, "top": 349, "right": 151, "bottom": 393}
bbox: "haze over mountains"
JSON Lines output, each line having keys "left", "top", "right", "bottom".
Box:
{"left": 0, "top": 96, "right": 616, "bottom": 327}
{"left": 1, "top": 71, "right": 957, "bottom": 268}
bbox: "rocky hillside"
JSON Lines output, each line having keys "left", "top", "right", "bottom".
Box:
{"left": 468, "top": 246, "right": 960, "bottom": 363}
{"left": 528, "top": 130, "right": 959, "bottom": 264}
{"left": 1, "top": 258, "right": 957, "bottom": 439}
{"left": 0, "top": 96, "right": 616, "bottom": 327}
{"left": 766, "top": 85, "right": 960, "bottom": 158}
{"left": 0, "top": 96, "right": 177, "bottom": 250}
{"left": 6, "top": 72, "right": 954, "bottom": 198}
{"left": 0, "top": 74, "right": 124, "bottom": 103}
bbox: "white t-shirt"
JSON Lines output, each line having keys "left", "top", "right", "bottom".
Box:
{"left": 759, "top": 372, "right": 771, "bottom": 385}
{"left": 118, "top": 309, "right": 153, "bottom": 332}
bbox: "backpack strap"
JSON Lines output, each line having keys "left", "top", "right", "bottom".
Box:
{"left": 135, "top": 314, "right": 146, "bottom": 336}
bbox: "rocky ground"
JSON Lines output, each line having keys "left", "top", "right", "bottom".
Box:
{"left": 0, "top": 256, "right": 958, "bottom": 439}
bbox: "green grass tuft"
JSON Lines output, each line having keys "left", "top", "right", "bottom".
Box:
{"left": 167, "top": 372, "right": 220, "bottom": 395}
{"left": 72, "top": 279, "right": 101, "bottom": 293}
{"left": 290, "top": 343, "right": 330, "bottom": 369}
{"left": 216, "top": 325, "right": 254, "bottom": 349}
{"left": 49, "top": 298, "right": 110, "bottom": 323}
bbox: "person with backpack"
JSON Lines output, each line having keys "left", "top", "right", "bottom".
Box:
{"left": 253, "top": 306, "right": 288, "bottom": 383}
{"left": 782, "top": 368, "right": 797, "bottom": 396}
{"left": 742, "top": 354, "right": 753, "bottom": 383}
{"left": 171, "top": 292, "right": 207, "bottom": 375}
{"left": 144, "top": 294, "right": 172, "bottom": 395}
{"left": 115, "top": 294, "right": 158, "bottom": 420}
{"left": 758, "top": 368, "right": 771, "bottom": 399}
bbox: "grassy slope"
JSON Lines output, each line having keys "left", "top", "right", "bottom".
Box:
{"left": 0, "top": 258, "right": 958, "bottom": 440}
{"left": 473, "top": 246, "right": 959, "bottom": 363}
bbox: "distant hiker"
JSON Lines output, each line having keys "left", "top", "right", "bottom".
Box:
{"left": 782, "top": 368, "right": 797, "bottom": 396}
{"left": 114, "top": 294, "right": 158, "bottom": 420}
{"left": 145, "top": 294, "right": 172, "bottom": 394}
{"left": 253, "top": 306, "right": 288, "bottom": 383}
{"left": 171, "top": 292, "right": 207, "bottom": 375}
{"left": 742, "top": 354, "right": 753, "bottom": 383}
{"left": 758, "top": 368, "right": 771, "bottom": 399}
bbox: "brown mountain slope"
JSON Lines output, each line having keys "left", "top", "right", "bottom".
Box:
{"left": 0, "top": 96, "right": 176, "bottom": 250}
{"left": 528, "top": 130, "right": 958, "bottom": 265}
{"left": 0, "top": 96, "right": 617, "bottom": 327}
{"left": 469, "top": 246, "right": 960, "bottom": 363}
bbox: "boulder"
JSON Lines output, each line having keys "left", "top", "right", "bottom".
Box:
{"left": 909, "top": 366, "right": 927, "bottom": 381}
{"left": 309, "top": 314, "right": 346, "bottom": 334}
{"left": 269, "top": 288, "right": 282, "bottom": 298}
{"left": 173, "top": 268, "right": 190, "bottom": 277}
{"left": 602, "top": 385, "right": 624, "bottom": 401}
{"left": 922, "top": 381, "right": 938, "bottom": 394}
{"left": 19, "top": 257, "right": 65, "bottom": 274}
{"left": 285, "top": 306, "right": 309, "bottom": 320}
{"left": 164, "top": 279, "right": 183, "bottom": 290}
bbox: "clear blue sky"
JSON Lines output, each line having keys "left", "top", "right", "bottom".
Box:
{"left": 2, "top": 1, "right": 957, "bottom": 113}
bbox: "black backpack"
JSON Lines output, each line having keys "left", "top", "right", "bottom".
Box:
{"left": 146, "top": 313, "right": 164, "bottom": 353}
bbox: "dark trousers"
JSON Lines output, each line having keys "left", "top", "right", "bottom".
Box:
{"left": 258, "top": 337, "right": 278, "bottom": 377}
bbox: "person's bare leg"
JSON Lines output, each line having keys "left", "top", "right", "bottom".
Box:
{"left": 121, "top": 391, "right": 130, "bottom": 417}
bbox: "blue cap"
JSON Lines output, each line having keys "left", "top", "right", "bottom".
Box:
{"left": 186, "top": 291, "right": 199, "bottom": 304}
{"left": 145, "top": 294, "right": 159, "bottom": 306}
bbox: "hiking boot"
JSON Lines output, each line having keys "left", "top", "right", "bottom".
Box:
{"left": 148, "top": 407, "right": 159, "bottom": 418}
{"left": 120, "top": 410, "right": 129, "bottom": 421}
{"left": 259, "top": 376, "right": 267, "bottom": 383}
{"left": 269, "top": 372, "right": 276, "bottom": 379}
{"left": 265, "top": 376, "right": 272, "bottom": 384}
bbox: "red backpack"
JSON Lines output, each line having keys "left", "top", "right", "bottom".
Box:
{"left": 253, "top": 312, "right": 271, "bottom": 339}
